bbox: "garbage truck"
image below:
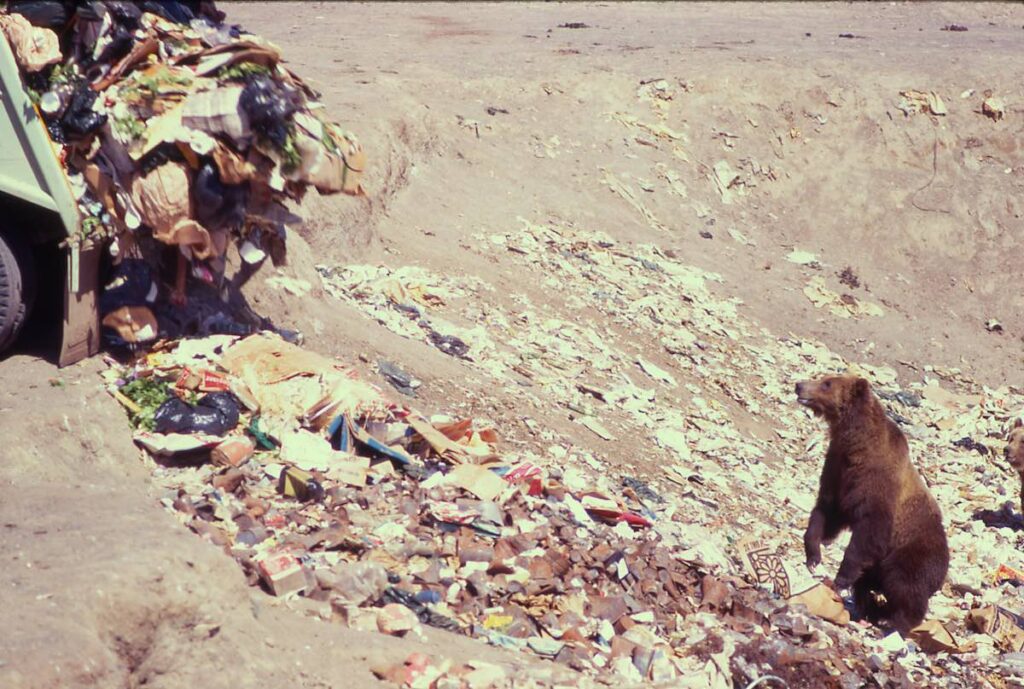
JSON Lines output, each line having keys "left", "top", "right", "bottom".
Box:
{"left": 0, "top": 34, "right": 100, "bottom": 365}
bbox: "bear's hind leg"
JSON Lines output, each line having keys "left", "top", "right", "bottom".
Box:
{"left": 886, "top": 593, "right": 928, "bottom": 636}
{"left": 878, "top": 562, "right": 932, "bottom": 635}
{"left": 879, "top": 531, "right": 949, "bottom": 635}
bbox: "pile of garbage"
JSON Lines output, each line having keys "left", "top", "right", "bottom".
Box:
{"left": 0, "top": 0, "right": 364, "bottom": 344}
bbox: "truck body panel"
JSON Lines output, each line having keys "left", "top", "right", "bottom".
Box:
{"left": 0, "top": 35, "right": 101, "bottom": 365}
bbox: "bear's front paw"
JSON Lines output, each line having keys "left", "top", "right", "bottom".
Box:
{"left": 805, "top": 548, "right": 821, "bottom": 572}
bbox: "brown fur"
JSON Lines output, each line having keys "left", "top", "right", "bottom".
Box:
{"left": 795, "top": 375, "right": 949, "bottom": 634}
{"left": 1004, "top": 419, "right": 1024, "bottom": 515}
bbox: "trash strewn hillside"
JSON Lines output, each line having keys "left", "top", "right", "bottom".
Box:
{"left": 101, "top": 215, "right": 1024, "bottom": 688}
{"left": 4, "top": 3, "right": 1024, "bottom": 688}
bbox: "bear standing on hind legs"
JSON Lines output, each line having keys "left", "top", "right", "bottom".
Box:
{"left": 795, "top": 375, "right": 949, "bottom": 635}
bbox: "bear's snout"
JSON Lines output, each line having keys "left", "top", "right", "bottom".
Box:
{"left": 795, "top": 381, "right": 812, "bottom": 404}
{"left": 1007, "top": 448, "right": 1024, "bottom": 469}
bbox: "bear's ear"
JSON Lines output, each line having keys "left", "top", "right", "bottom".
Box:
{"left": 854, "top": 378, "right": 870, "bottom": 398}
{"left": 1014, "top": 418, "right": 1023, "bottom": 430}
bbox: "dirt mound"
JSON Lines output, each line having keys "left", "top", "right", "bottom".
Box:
{"left": 294, "top": 113, "right": 448, "bottom": 262}
{"left": 253, "top": 2, "right": 1023, "bottom": 388}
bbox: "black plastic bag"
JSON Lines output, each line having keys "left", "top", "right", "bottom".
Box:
{"left": 6, "top": 0, "right": 72, "bottom": 30}
{"left": 194, "top": 162, "right": 247, "bottom": 230}
{"left": 239, "top": 75, "right": 300, "bottom": 147}
{"left": 153, "top": 392, "right": 240, "bottom": 436}
{"left": 153, "top": 398, "right": 194, "bottom": 434}
{"left": 56, "top": 81, "right": 107, "bottom": 141}
{"left": 68, "top": 3, "right": 135, "bottom": 68}
{"left": 199, "top": 392, "right": 240, "bottom": 429}
{"left": 142, "top": 1, "right": 225, "bottom": 24}
{"left": 137, "top": 143, "right": 184, "bottom": 176}
{"left": 138, "top": 0, "right": 195, "bottom": 24}
{"left": 99, "top": 258, "right": 160, "bottom": 349}
{"left": 94, "top": 24, "right": 135, "bottom": 65}
{"left": 100, "top": 258, "right": 157, "bottom": 313}
{"left": 426, "top": 329, "right": 470, "bottom": 359}
{"left": 102, "top": 0, "right": 142, "bottom": 28}
{"left": 380, "top": 587, "right": 462, "bottom": 631}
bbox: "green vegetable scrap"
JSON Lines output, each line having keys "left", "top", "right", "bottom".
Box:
{"left": 218, "top": 61, "right": 273, "bottom": 82}
{"left": 116, "top": 65, "right": 193, "bottom": 104}
{"left": 113, "top": 115, "right": 146, "bottom": 142}
{"left": 48, "top": 63, "right": 75, "bottom": 87}
{"left": 119, "top": 377, "right": 171, "bottom": 431}
{"left": 279, "top": 126, "right": 302, "bottom": 173}
{"left": 79, "top": 215, "right": 107, "bottom": 242}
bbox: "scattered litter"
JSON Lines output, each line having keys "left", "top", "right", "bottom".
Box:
{"left": 728, "top": 228, "right": 755, "bottom": 246}
{"left": 982, "top": 96, "right": 1005, "bottom": 121}
{"left": 378, "top": 360, "right": 421, "bottom": 397}
{"left": 86, "top": 157, "right": 1024, "bottom": 688}
{"left": 785, "top": 250, "right": 819, "bottom": 266}
{"left": 969, "top": 605, "right": 1024, "bottom": 652}
{"left": 897, "top": 90, "right": 947, "bottom": 116}
{"left": 803, "top": 277, "right": 884, "bottom": 318}
{"left": 994, "top": 564, "right": 1024, "bottom": 586}
{"left": 909, "top": 619, "right": 968, "bottom": 654}
{"left": 837, "top": 266, "right": 860, "bottom": 289}
{"left": 579, "top": 416, "right": 615, "bottom": 441}
{"left": 637, "top": 357, "right": 677, "bottom": 387}
{"left": 712, "top": 160, "right": 743, "bottom": 204}
{"left": 952, "top": 437, "right": 989, "bottom": 455}
{"left": 601, "top": 168, "right": 667, "bottom": 232}
{"left": 256, "top": 550, "right": 307, "bottom": 597}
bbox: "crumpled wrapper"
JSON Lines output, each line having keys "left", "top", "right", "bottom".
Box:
{"left": 130, "top": 162, "right": 222, "bottom": 259}
{"left": 0, "top": 13, "right": 61, "bottom": 72}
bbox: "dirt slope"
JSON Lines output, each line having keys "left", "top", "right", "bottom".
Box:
{"left": 249, "top": 1, "right": 1023, "bottom": 387}
{"left": 3, "top": 3, "right": 1024, "bottom": 688}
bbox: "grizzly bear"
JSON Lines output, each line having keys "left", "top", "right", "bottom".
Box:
{"left": 1004, "top": 419, "right": 1024, "bottom": 516}
{"left": 795, "top": 374, "right": 949, "bottom": 634}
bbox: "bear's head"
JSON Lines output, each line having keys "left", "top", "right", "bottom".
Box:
{"left": 1005, "top": 419, "right": 1024, "bottom": 474}
{"left": 795, "top": 375, "right": 871, "bottom": 425}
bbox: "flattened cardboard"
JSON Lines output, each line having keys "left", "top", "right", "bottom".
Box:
{"left": 445, "top": 463, "right": 507, "bottom": 502}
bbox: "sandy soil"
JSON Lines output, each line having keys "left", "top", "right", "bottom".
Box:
{"left": 2, "top": 2, "right": 1023, "bottom": 687}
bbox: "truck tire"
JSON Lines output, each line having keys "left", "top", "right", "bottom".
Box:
{"left": 0, "top": 230, "right": 35, "bottom": 353}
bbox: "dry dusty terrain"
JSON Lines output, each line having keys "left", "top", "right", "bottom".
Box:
{"left": 2, "top": 2, "right": 1024, "bottom": 688}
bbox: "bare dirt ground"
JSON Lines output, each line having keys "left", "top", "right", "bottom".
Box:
{"left": 2, "top": 2, "right": 1024, "bottom": 687}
